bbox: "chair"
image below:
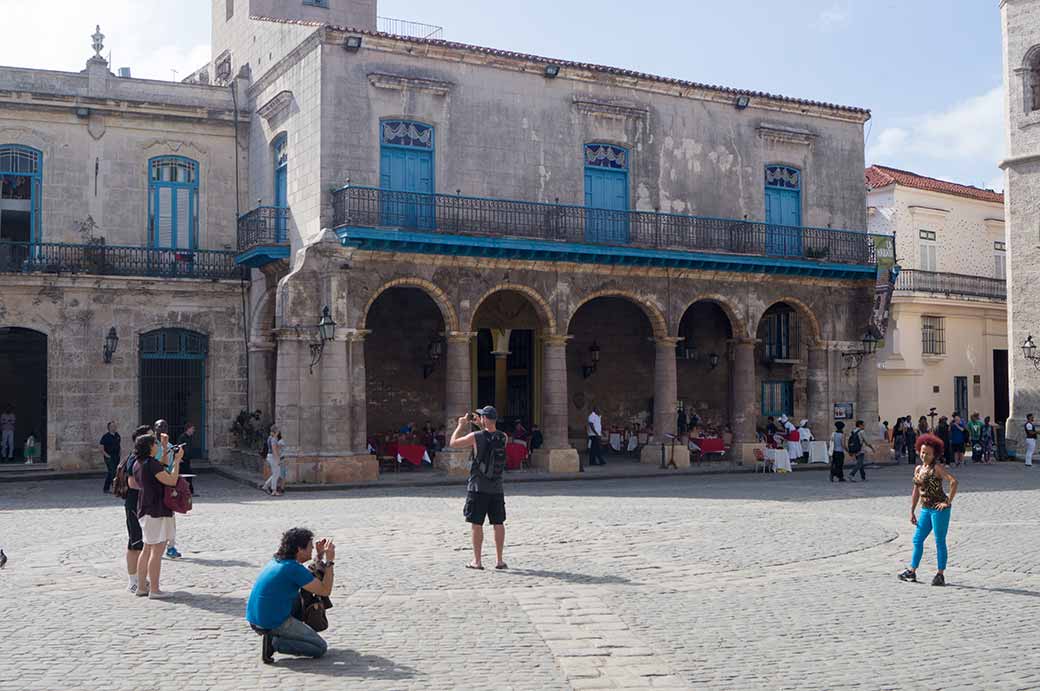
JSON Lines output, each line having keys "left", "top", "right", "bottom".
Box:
{"left": 753, "top": 447, "right": 772, "bottom": 473}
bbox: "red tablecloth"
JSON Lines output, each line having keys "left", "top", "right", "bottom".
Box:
{"left": 696, "top": 437, "right": 725, "bottom": 454}
{"left": 384, "top": 441, "right": 399, "bottom": 458}
{"left": 397, "top": 443, "right": 428, "bottom": 466}
{"left": 506, "top": 442, "right": 527, "bottom": 470}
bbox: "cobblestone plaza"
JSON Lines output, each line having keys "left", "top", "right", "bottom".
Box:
{"left": 2, "top": 465, "right": 1040, "bottom": 690}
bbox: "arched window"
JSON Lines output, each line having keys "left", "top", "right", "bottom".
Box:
{"left": 272, "top": 133, "right": 288, "bottom": 241}
{"left": 148, "top": 156, "right": 199, "bottom": 249}
{"left": 1029, "top": 48, "right": 1040, "bottom": 112}
{"left": 0, "top": 145, "right": 42, "bottom": 244}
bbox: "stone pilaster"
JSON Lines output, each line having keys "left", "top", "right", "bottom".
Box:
{"left": 347, "top": 330, "right": 370, "bottom": 454}
{"left": 319, "top": 334, "right": 351, "bottom": 456}
{"left": 731, "top": 339, "right": 758, "bottom": 444}
{"left": 856, "top": 351, "right": 880, "bottom": 442}
{"left": 641, "top": 337, "right": 689, "bottom": 468}
{"left": 532, "top": 334, "right": 579, "bottom": 473}
{"left": 440, "top": 331, "right": 475, "bottom": 476}
{"left": 807, "top": 346, "right": 830, "bottom": 431}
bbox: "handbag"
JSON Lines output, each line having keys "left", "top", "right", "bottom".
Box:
{"left": 292, "top": 563, "right": 333, "bottom": 632}
{"left": 163, "top": 477, "right": 193, "bottom": 513}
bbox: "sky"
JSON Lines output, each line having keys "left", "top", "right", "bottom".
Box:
{"left": 0, "top": 0, "right": 1006, "bottom": 192}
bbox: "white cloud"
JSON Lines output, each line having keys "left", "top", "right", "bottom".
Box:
{"left": 816, "top": 1, "right": 851, "bottom": 31}
{"left": 868, "top": 87, "right": 1005, "bottom": 165}
{"left": 0, "top": 1, "right": 210, "bottom": 81}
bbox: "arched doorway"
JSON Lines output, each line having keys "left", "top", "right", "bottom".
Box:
{"left": 567, "top": 296, "right": 658, "bottom": 459}
{"left": 139, "top": 328, "right": 208, "bottom": 456}
{"left": 755, "top": 301, "right": 814, "bottom": 427}
{"left": 676, "top": 301, "right": 735, "bottom": 435}
{"left": 0, "top": 327, "right": 46, "bottom": 463}
{"left": 470, "top": 288, "right": 553, "bottom": 433}
{"left": 363, "top": 286, "right": 446, "bottom": 443}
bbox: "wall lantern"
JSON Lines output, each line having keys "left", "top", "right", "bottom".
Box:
{"left": 544, "top": 63, "right": 561, "bottom": 78}
{"left": 423, "top": 334, "right": 445, "bottom": 379}
{"left": 307, "top": 305, "right": 337, "bottom": 373}
{"left": 1023, "top": 334, "right": 1040, "bottom": 371}
{"left": 707, "top": 352, "right": 721, "bottom": 370}
{"left": 103, "top": 327, "right": 119, "bottom": 364}
{"left": 344, "top": 35, "right": 363, "bottom": 52}
{"left": 582, "top": 341, "right": 601, "bottom": 379}
{"left": 842, "top": 330, "right": 880, "bottom": 373}
{"left": 734, "top": 94, "right": 750, "bottom": 110}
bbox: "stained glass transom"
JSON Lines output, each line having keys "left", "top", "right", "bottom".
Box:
{"left": 381, "top": 121, "right": 433, "bottom": 149}
{"left": 150, "top": 157, "right": 197, "bottom": 184}
{"left": 585, "top": 144, "right": 627, "bottom": 170}
{"left": 0, "top": 145, "right": 41, "bottom": 175}
{"left": 765, "top": 165, "right": 800, "bottom": 190}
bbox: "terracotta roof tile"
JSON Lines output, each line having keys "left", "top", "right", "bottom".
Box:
{"left": 251, "top": 15, "right": 871, "bottom": 117}
{"left": 865, "top": 165, "right": 1003, "bottom": 204}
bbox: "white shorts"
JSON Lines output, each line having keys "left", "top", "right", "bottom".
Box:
{"left": 140, "top": 516, "right": 176, "bottom": 545}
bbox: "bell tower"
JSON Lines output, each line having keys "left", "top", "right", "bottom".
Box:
{"left": 1000, "top": 0, "right": 1040, "bottom": 455}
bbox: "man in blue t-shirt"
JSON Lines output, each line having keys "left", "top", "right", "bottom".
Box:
{"left": 246, "top": 528, "right": 335, "bottom": 664}
{"left": 949, "top": 413, "right": 968, "bottom": 467}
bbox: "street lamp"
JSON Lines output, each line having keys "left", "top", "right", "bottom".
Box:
{"left": 1023, "top": 334, "right": 1040, "bottom": 370}
{"left": 842, "top": 329, "right": 880, "bottom": 374}
{"left": 707, "top": 352, "right": 720, "bottom": 370}
{"left": 582, "top": 341, "right": 601, "bottom": 379}
{"left": 103, "top": 327, "right": 119, "bottom": 364}
{"left": 423, "top": 334, "right": 444, "bottom": 379}
{"left": 308, "top": 305, "right": 337, "bottom": 373}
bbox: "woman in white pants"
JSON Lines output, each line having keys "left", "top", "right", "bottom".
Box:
{"left": 262, "top": 426, "right": 286, "bottom": 496}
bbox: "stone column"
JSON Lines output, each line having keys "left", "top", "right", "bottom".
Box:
{"left": 347, "top": 330, "right": 370, "bottom": 454}
{"left": 440, "top": 331, "right": 475, "bottom": 476}
{"left": 532, "top": 334, "right": 579, "bottom": 472}
{"left": 856, "top": 351, "right": 880, "bottom": 443}
{"left": 807, "top": 346, "right": 830, "bottom": 432}
{"left": 273, "top": 330, "right": 302, "bottom": 458}
{"left": 731, "top": 338, "right": 759, "bottom": 465}
{"left": 641, "top": 337, "right": 689, "bottom": 468}
{"left": 493, "top": 351, "right": 510, "bottom": 415}
{"left": 319, "top": 335, "right": 351, "bottom": 457}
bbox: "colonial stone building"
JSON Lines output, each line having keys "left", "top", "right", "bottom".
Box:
{"left": 866, "top": 165, "right": 1008, "bottom": 429}
{"left": 1001, "top": 0, "right": 1040, "bottom": 455}
{"left": 0, "top": 2, "right": 892, "bottom": 479}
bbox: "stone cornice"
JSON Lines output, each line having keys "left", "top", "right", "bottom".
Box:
{"left": 257, "top": 90, "right": 295, "bottom": 121}
{"left": 756, "top": 123, "right": 817, "bottom": 147}
{"left": 0, "top": 90, "right": 243, "bottom": 124}
{"left": 572, "top": 98, "right": 649, "bottom": 121}
{"left": 367, "top": 72, "right": 453, "bottom": 96}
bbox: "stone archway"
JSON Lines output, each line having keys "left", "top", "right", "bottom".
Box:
{"left": 357, "top": 277, "right": 460, "bottom": 333}
{"left": 753, "top": 298, "right": 824, "bottom": 432}
{"left": 567, "top": 289, "right": 668, "bottom": 340}
{"left": 675, "top": 300, "right": 737, "bottom": 438}
{"left": 0, "top": 327, "right": 47, "bottom": 464}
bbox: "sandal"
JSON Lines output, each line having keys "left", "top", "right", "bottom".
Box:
{"left": 465, "top": 563, "right": 484, "bottom": 570}
{"left": 495, "top": 563, "right": 508, "bottom": 570}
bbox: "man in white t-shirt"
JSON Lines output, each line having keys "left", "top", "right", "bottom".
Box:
{"left": 1025, "top": 414, "right": 1036, "bottom": 468}
{"left": 587, "top": 408, "right": 605, "bottom": 466}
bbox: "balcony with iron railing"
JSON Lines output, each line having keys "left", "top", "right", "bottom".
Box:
{"left": 894, "top": 269, "right": 1006, "bottom": 301}
{"left": 0, "top": 241, "right": 244, "bottom": 281}
{"left": 236, "top": 206, "right": 290, "bottom": 268}
{"left": 331, "top": 185, "right": 892, "bottom": 277}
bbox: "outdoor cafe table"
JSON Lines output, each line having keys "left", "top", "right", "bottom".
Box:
{"left": 387, "top": 442, "right": 430, "bottom": 466}
{"left": 506, "top": 442, "right": 527, "bottom": 470}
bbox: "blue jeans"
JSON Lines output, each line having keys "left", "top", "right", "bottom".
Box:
{"left": 911, "top": 507, "right": 951, "bottom": 571}
{"left": 271, "top": 615, "right": 328, "bottom": 658}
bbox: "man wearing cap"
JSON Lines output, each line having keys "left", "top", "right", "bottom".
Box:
{"left": 449, "top": 405, "right": 508, "bottom": 570}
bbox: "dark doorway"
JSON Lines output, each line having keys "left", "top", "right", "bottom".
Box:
{"left": 994, "top": 349, "right": 1009, "bottom": 425}
{"left": 475, "top": 329, "right": 534, "bottom": 429}
{"left": 0, "top": 327, "right": 46, "bottom": 463}
{"left": 139, "top": 329, "right": 208, "bottom": 458}
{"left": 954, "top": 376, "right": 968, "bottom": 419}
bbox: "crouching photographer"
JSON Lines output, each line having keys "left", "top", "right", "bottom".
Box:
{"left": 246, "top": 528, "right": 335, "bottom": 664}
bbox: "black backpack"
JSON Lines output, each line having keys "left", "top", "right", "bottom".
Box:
{"left": 476, "top": 431, "right": 508, "bottom": 480}
{"left": 847, "top": 429, "right": 863, "bottom": 454}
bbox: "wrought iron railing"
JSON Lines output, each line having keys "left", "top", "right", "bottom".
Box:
{"left": 237, "top": 206, "right": 289, "bottom": 251}
{"left": 895, "top": 269, "right": 1006, "bottom": 300}
{"left": 332, "top": 185, "right": 890, "bottom": 266}
{"left": 376, "top": 16, "right": 445, "bottom": 39}
{"left": 0, "top": 241, "right": 244, "bottom": 280}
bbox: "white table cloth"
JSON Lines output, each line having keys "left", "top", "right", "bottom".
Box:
{"left": 609, "top": 432, "right": 622, "bottom": 452}
{"left": 768, "top": 448, "right": 792, "bottom": 472}
{"left": 808, "top": 441, "right": 830, "bottom": 464}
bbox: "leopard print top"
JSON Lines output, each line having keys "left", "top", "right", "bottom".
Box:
{"left": 914, "top": 469, "right": 949, "bottom": 509}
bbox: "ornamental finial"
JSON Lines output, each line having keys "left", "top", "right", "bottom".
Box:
{"left": 92, "top": 25, "right": 105, "bottom": 58}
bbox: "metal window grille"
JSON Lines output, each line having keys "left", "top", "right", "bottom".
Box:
{"left": 921, "top": 316, "right": 945, "bottom": 355}
{"left": 139, "top": 328, "right": 208, "bottom": 458}
{"left": 761, "top": 380, "right": 794, "bottom": 417}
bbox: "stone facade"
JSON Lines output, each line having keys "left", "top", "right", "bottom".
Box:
{"left": 867, "top": 174, "right": 1009, "bottom": 428}
{"left": 1001, "top": 0, "right": 1040, "bottom": 453}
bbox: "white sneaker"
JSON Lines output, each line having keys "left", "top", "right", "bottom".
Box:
{"left": 127, "top": 581, "right": 138, "bottom": 594}
{"left": 148, "top": 590, "right": 170, "bottom": 600}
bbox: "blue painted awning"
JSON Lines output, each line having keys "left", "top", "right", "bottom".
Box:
{"left": 334, "top": 226, "right": 877, "bottom": 279}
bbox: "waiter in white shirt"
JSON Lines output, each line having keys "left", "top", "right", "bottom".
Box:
{"left": 587, "top": 407, "right": 605, "bottom": 466}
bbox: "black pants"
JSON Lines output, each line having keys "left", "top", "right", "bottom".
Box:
{"left": 103, "top": 455, "right": 118, "bottom": 493}
{"left": 830, "top": 452, "right": 845, "bottom": 480}
{"left": 181, "top": 459, "right": 194, "bottom": 493}
{"left": 588, "top": 436, "right": 605, "bottom": 466}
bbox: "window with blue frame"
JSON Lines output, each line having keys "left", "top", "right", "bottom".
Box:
{"left": 583, "top": 143, "right": 630, "bottom": 244}
{"left": 0, "top": 144, "right": 42, "bottom": 244}
{"left": 761, "top": 380, "right": 794, "bottom": 417}
{"left": 303, "top": 0, "right": 329, "bottom": 7}
{"left": 148, "top": 156, "right": 199, "bottom": 249}
{"left": 761, "top": 304, "right": 798, "bottom": 360}
{"left": 272, "top": 133, "right": 288, "bottom": 242}
{"left": 379, "top": 119, "right": 434, "bottom": 229}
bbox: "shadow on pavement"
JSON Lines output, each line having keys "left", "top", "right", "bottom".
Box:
{"left": 180, "top": 556, "right": 257, "bottom": 568}
{"left": 947, "top": 584, "right": 1040, "bottom": 598}
{"left": 277, "top": 649, "right": 417, "bottom": 680}
{"left": 503, "top": 567, "right": 636, "bottom": 586}
{"left": 168, "top": 590, "right": 246, "bottom": 616}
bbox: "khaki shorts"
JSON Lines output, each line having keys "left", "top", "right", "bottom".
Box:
{"left": 140, "top": 515, "right": 176, "bottom": 545}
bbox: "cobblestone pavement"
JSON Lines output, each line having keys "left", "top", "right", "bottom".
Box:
{"left": 3, "top": 464, "right": 1040, "bottom": 690}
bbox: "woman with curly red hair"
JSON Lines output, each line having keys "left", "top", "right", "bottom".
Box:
{"left": 899, "top": 433, "right": 958, "bottom": 586}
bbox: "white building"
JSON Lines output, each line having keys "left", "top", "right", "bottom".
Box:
{"left": 866, "top": 165, "right": 1008, "bottom": 428}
